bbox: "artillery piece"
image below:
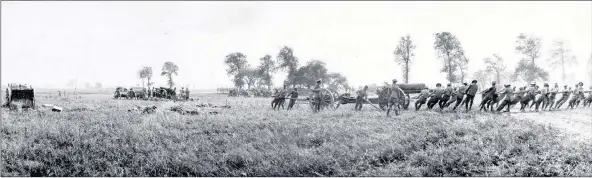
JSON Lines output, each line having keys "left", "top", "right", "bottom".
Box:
{"left": 334, "top": 83, "right": 427, "bottom": 111}
{"left": 3, "top": 84, "right": 36, "bottom": 110}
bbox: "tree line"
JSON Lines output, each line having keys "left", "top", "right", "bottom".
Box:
{"left": 137, "top": 61, "right": 180, "bottom": 90}
{"left": 224, "top": 46, "right": 352, "bottom": 93}
{"left": 392, "top": 32, "right": 587, "bottom": 88}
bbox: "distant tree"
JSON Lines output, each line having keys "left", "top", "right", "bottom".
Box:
{"left": 139, "top": 67, "right": 153, "bottom": 89}
{"left": 296, "top": 60, "right": 328, "bottom": 88}
{"left": 547, "top": 40, "right": 577, "bottom": 83}
{"left": 326, "top": 72, "right": 349, "bottom": 93}
{"left": 472, "top": 70, "right": 491, "bottom": 90}
{"left": 512, "top": 59, "right": 549, "bottom": 84}
{"left": 276, "top": 46, "right": 299, "bottom": 87}
{"left": 394, "top": 35, "right": 416, "bottom": 83}
{"left": 161, "top": 62, "right": 179, "bottom": 89}
{"left": 224, "top": 52, "right": 249, "bottom": 89}
{"left": 257, "top": 55, "right": 276, "bottom": 89}
{"left": 434, "top": 32, "right": 466, "bottom": 83}
{"left": 243, "top": 67, "right": 260, "bottom": 90}
{"left": 457, "top": 56, "right": 469, "bottom": 83}
{"left": 483, "top": 54, "right": 507, "bottom": 85}
{"left": 513, "top": 33, "right": 548, "bottom": 83}
{"left": 515, "top": 33, "right": 543, "bottom": 65}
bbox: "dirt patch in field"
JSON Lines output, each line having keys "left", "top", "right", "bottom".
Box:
{"left": 509, "top": 108, "right": 592, "bottom": 143}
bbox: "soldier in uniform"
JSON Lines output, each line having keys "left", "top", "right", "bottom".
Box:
{"left": 519, "top": 82, "right": 537, "bottom": 111}
{"left": 464, "top": 80, "right": 479, "bottom": 111}
{"left": 415, "top": 87, "right": 430, "bottom": 111}
{"left": 286, "top": 87, "right": 299, "bottom": 110}
{"left": 567, "top": 84, "right": 582, "bottom": 109}
{"left": 439, "top": 83, "right": 453, "bottom": 110}
{"left": 496, "top": 84, "right": 514, "bottom": 112}
{"left": 545, "top": 83, "right": 559, "bottom": 110}
{"left": 355, "top": 86, "right": 369, "bottom": 111}
{"left": 387, "top": 79, "right": 401, "bottom": 116}
{"left": 479, "top": 81, "right": 497, "bottom": 112}
{"left": 533, "top": 84, "right": 550, "bottom": 112}
{"left": 273, "top": 85, "right": 288, "bottom": 110}
{"left": 555, "top": 85, "right": 570, "bottom": 109}
{"left": 427, "top": 83, "right": 443, "bottom": 110}
{"left": 509, "top": 87, "right": 526, "bottom": 108}
{"left": 584, "top": 86, "right": 592, "bottom": 107}
{"left": 451, "top": 83, "right": 468, "bottom": 111}
{"left": 185, "top": 87, "right": 190, "bottom": 101}
{"left": 574, "top": 82, "right": 585, "bottom": 107}
{"left": 312, "top": 80, "right": 323, "bottom": 112}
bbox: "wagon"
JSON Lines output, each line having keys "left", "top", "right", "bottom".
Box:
{"left": 334, "top": 83, "right": 427, "bottom": 111}
{"left": 3, "top": 83, "right": 36, "bottom": 110}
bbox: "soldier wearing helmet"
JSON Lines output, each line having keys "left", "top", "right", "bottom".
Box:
{"left": 387, "top": 79, "right": 401, "bottom": 116}
{"left": 312, "top": 80, "right": 323, "bottom": 112}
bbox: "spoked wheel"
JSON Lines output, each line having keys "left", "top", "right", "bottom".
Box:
{"left": 308, "top": 89, "right": 336, "bottom": 112}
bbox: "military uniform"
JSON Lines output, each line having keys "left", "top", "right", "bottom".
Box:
{"left": 287, "top": 90, "right": 299, "bottom": 110}
{"left": 479, "top": 85, "right": 497, "bottom": 112}
{"left": 439, "top": 86, "right": 453, "bottom": 109}
{"left": 555, "top": 87, "right": 571, "bottom": 109}
{"left": 415, "top": 89, "right": 430, "bottom": 110}
{"left": 496, "top": 86, "right": 514, "bottom": 112}
{"left": 355, "top": 89, "right": 368, "bottom": 111}
{"left": 427, "top": 86, "right": 443, "bottom": 109}
{"left": 546, "top": 86, "right": 559, "bottom": 110}
{"left": 464, "top": 83, "right": 478, "bottom": 111}
{"left": 452, "top": 85, "right": 468, "bottom": 110}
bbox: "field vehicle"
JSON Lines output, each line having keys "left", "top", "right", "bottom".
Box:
{"left": 334, "top": 83, "right": 427, "bottom": 110}
{"left": 153, "top": 87, "right": 176, "bottom": 99}
{"left": 129, "top": 87, "right": 147, "bottom": 99}
{"left": 3, "top": 84, "right": 36, "bottom": 109}
{"left": 113, "top": 87, "right": 129, "bottom": 99}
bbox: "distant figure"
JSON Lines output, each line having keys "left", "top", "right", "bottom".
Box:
{"left": 387, "top": 79, "right": 401, "bottom": 117}
{"left": 185, "top": 87, "right": 190, "bottom": 101}
{"left": 286, "top": 88, "right": 299, "bottom": 110}
{"left": 355, "top": 86, "right": 369, "bottom": 111}
{"left": 312, "top": 80, "right": 323, "bottom": 112}
{"left": 464, "top": 80, "right": 479, "bottom": 111}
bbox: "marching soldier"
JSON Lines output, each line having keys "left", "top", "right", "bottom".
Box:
{"left": 427, "top": 83, "right": 443, "bottom": 110}
{"left": 415, "top": 87, "right": 430, "bottom": 111}
{"left": 496, "top": 84, "right": 514, "bottom": 113}
{"left": 464, "top": 80, "right": 479, "bottom": 111}
{"left": 387, "top": 79, "right": 401, "bottom": 116}
{"left": 286, "top": 87, "right": 299, "bottom": 110}
{"left": 479, "top": 81, "right": 497, "bottom": 112}
{"left": 355, "top": 86, "right": 369, "bottom": 111}
{"left": 452, "top": 83, "right": 468, "bottom": 111}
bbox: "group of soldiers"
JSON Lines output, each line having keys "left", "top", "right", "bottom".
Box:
{"left": 115, "top": 86, "right": 191, "bottom": 100}
{"left": 405, "top": 80, "right": 590, "bottom": 114}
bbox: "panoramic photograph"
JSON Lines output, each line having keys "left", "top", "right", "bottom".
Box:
{"left": 1, "top": 1, "right": 591, "bottom": 177}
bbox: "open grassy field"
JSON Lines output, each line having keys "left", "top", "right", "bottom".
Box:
{"left": 2, "top": 90, "right": 592, "bottom": 176}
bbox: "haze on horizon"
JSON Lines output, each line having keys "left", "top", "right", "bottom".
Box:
{"left": 2, "top": 1, "right": 591, "bottom": 90}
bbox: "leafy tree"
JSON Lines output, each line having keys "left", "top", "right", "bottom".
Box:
{"left": 276, "top": 46, "right": 299, "bottom": 87}
{"left": 243, "top": 67, "right": 260, "bottom": 90}
{"left": 257, "top": 55, "right": 276, "bottom": 89}
{"left": 512, "top": 59, "right": 549, "bottom": 84}
{"left": 483, "top": 54, "right": 507, "bottom": 85}
{"left": 161, "top": 61, "right": 179, "bottom": 89}
{"left": 139, "top": 67, "right": 153, "bottom": 89}
{"left": 472, "top": 69, "right": 491, "bottom": 90}
{"left": 394, "top": 35, "right": 416, "bottom": 83}
{"left": 457, "top": 56, "right": 469, "bottom": 83}
{"left": 547, "top": 40, "right": 577, "bottom": 83}
{"left": 515, "top": 33, "right": 542, "bottom": 65}
{"left": 434, "top": 32, "right": 466, "bottom": 83}
{"left": 513, "top": 33, "right": 548, "bottom": 83}
{"left": 326, "top": 72, "right": 349, "bottom": 93}
{"left": 298, "top": 60, "right": 329, "bottom": 88}
{"left": 224, "top": 52, "right": 249, "bottom": 89}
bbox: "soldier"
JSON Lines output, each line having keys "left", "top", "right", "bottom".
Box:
{"left": 519, "top": 82, "right": 537, "bottom": 111}
{"left": 387, "top": 79, "right": 401, "bottom": 116}
{"left": 529, "top": 85, "right": 541, "bottom": 109}
{"left": 427, "top": 83, "right": 443, "bottom": 110}
{"left": 584, "top": 86, "right": 592, "bottom": 107}
{"left": 415, "top": 87, "right": 430, "bottom": 111}
{"left": 574, "top": 82, "right": 585, "bottom": 107}
{"left": 286, "top": 87, "right": 299, "bottom": 110}
{"left": 463, "top": 80, "right": 479, "bottom": 111}
{"left": 273, "top": 85, "right": 288, "bottom": 110}
{"left": 479, "top": 81, "right": 497, "bottom": 112}
{"left": 439, "top": 83, "right": 453, "bottom": 110}
{"left": 567, "top": 84, "right": 581, "bottom": 109}
{"left": 355, "top": 86, "right": 369, "bottom": 111}
{"left": 555, "top": 85, "right": 570, "bottom": 109}
{"left": 452, "top": 83, "right": 468, "bottom": 111}
{"left": 509, "top": 87, "right": 526, "bottom": 108}
{"left": 312, "top": 80, "right": 323, "bottom": 112}
{"left": 546, "top": 83, "right": 559, "bottom": 110}
{"left": 534, "top": 84, "right": 550, "bottom": 112}
{"left": 496, "top": 84, "right": 514, "bottom": 113}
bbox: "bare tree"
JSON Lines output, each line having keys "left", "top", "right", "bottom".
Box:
{"left": 483, "top": 54, "right": 507, "bottom": 85}
{"left": 394, "top": 35, "right": 416, "bottom": 83}
{"left": 547, "top": 40, "right": 577, "bottom": 83}
{"left": 434, "top": 32, "right": 466, "bottom": 83}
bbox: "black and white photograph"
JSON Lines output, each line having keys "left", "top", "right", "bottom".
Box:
{"left": 1, "top": 1, "right": 591, "bottom": 177}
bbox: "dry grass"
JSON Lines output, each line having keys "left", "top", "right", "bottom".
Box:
{"left": 1, "top": 92, "right": 591, "bottom": 176}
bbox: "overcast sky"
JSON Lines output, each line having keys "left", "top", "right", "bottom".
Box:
{"left": 2, "top": 1, "right": 591, "bottom": 90}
